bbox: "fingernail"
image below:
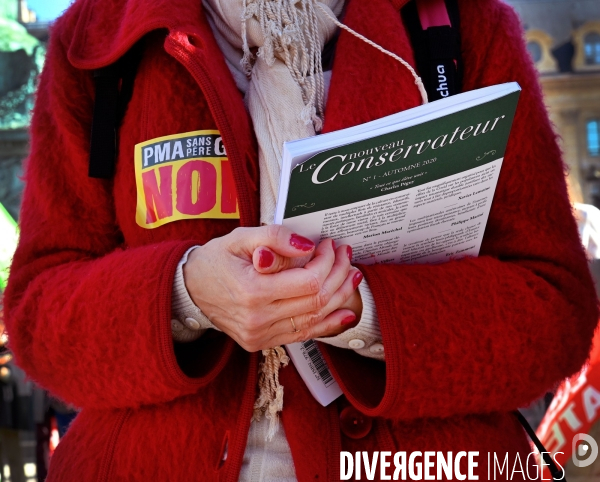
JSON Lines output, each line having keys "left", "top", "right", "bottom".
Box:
{"left": 258, "top": 249, "right": 275, "bottom": 269}
{"left": 352, "top": 271, "right": 363, "bottom": 289}
{"left": 341, "top": 315, "right": 357, "bottom": 327}
{"left": 346, "top": 246, "right": 353, "bottom": 260}
{"left": 290, "top": 234, "right": 315, "bottom": 252}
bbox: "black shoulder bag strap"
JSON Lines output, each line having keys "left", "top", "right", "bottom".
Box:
{"left": 88, "top": 40, "right": 145, "bottom": 179}
{"left": 402, "top": 1, "right": 566, "bottom": 480}
{"left": 401, "top": 0, "right": 462, "bottom": 101}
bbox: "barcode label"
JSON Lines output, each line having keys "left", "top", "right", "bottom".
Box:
{"left": 285, "top": 340, "right": 343, "bottom": 406}
{"left": 300, "top": 339, "right": 334, "bottom": 387}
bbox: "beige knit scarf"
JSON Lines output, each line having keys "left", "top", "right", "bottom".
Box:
{"left": 203, "top": 0, "right": 343, "bottom": 441}
{"left": 204, "top": 0, "right": 344, "bottom": 226}
{"left": 203, "top": 0, "right": 427, "bottom": 441}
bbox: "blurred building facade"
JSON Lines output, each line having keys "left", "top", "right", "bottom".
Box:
{"left": 505, "top": 0, "right": 600, "bottom": 206}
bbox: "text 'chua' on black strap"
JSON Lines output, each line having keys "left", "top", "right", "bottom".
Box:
{"left": 514, "top": 410, "right": 567, "bottom": 481}
{"left": 401, "top": 0, "right": 463, "bottom": 102}
{"left": 88, "top": 41, "right": 144, "bottom": 179}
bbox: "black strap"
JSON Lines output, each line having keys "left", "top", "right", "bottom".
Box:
{"left": 515, "top": 410, "right": 566, "bottom": 481}
{"left": 401, "top": 0, "right": 463, "bottom": 101}
{"left": 88, "top": 41, "right": 144, "bottom": 179}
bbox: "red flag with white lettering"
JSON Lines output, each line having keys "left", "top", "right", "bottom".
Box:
{"left": 537, "top": 333, "right": 600, "bottom": 476}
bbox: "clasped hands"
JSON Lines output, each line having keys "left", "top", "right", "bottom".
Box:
{"left": 183, "top": 225, "right": 363, "bottom": 352}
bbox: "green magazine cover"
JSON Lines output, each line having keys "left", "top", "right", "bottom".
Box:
{"left": 277, "top": 82, "right": 521, "bottom": 407}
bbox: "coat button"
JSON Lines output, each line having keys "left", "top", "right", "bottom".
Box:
{"left": 348, "top": 339, "right": 365, "bottom": 349}
{"left": 339, "top": 406, "right": 373, "bottom": 439}
{"left": 184, "top": 317, "right": 200, "bottom": 330}
{"left": 369, "top": 343, "right": 384, "bottom": 354}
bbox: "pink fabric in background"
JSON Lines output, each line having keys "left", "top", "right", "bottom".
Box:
{"left": 416, "top": 0, "right": 451, "bottom": 28}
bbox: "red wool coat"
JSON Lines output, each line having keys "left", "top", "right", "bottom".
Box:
{"left": 4, "top": 0, "right": 598, "bottom": 480}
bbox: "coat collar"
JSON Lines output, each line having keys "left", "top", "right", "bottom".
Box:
{"left": 65, "top": 0, "right": 411, "bottom": 69}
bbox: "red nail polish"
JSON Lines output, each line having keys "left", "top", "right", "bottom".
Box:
{"left": 290, "top": 234, "right": 315, "bottom": 252}
{"left": 346, "top": 246, "right": 353, "bottom": 260}
{"left": 341, "top": 315, "right": 357, "bottom": 327}
{"left": 258, "top": 249, "right": 274, "bottom": 269}
{"left": 352, "top": 271, "right": 363, "bottom": 289}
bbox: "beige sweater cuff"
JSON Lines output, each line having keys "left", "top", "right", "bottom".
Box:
{"left": 171, "top": 246, "right": 219, "bottom": 343}
{"left": 316, "top": 280, "right": 385, "bottom": 361}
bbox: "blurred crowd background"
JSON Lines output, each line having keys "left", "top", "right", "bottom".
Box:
{"left": 0, "top": 0, "right": 598, "bottom": 480}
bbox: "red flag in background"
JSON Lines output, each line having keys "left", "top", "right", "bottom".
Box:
{"left": 537, "top": 331, "right": 600, "bottom": 477}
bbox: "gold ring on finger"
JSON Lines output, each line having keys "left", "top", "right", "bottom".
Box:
{"left": 290, "top": 317, "right": 300, "bottom": 333}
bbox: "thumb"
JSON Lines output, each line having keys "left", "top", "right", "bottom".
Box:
{"left": 252, "top": 246, "right": 313, "bottom": 274}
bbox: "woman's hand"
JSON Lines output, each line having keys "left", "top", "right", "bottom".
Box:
{"left": 183, "top": 225, "right": 362, "bottom": 352}
{"left": 252, "top": 244, "right": 364, "bottom": 338}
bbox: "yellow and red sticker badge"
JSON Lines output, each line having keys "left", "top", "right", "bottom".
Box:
{"left": 135, "top": 130, "right": 239, "bottom": 228}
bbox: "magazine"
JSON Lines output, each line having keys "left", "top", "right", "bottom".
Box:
{"left": 275, "top": 82, "right": 522, "bottom": 406}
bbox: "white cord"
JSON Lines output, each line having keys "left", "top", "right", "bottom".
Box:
{"left": 316, "top": 3, "right": 429, "bottom": 105}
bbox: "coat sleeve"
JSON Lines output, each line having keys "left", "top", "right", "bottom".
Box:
{"left": 2, "top": 16, "right": 235, "bottom": 411}
{"left": 319, "top": 0, "right": 599, "bottom": 420}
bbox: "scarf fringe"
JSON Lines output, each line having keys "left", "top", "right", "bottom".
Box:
{"left": 241, "top": 0, "right": 326, "bottom": 131}
{"left": 253, "top": 346, "right": 290, "bottom": 441}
